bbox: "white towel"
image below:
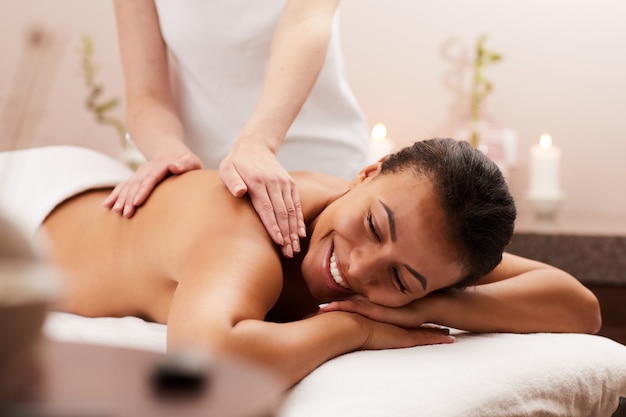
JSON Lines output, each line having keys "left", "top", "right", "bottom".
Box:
{"left": 0, "top": 146, "right": 132, "bottom": 237}
{"left": 42, "top": 311, "right": 626, "bottom": 417}
{"left": 278, "top": 332, "right": 626, "bottom": 417}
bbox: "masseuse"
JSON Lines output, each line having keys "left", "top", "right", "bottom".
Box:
{"left": 1, "top": 138, "right": 601, "bottom": 388}
{"left": 105, "top": 0, "right": 371, "bottom": 258}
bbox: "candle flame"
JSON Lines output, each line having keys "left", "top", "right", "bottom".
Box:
{"left": 371, "top": 123, "right": 387, "bottom": 142}
{"left": 539, "top": 133, "right": 552, "bottom": 149}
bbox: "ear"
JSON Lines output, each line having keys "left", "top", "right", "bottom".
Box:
{"left": 348, "top": 161, "right": 383, "bottom": 189}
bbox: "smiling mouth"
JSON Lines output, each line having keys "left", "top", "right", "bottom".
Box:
{"left": 330, "top": 250, "right": 349, "bottom": 289}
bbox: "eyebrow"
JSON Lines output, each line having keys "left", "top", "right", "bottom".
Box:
{"left": 379, "top": 200, "right": 396, "bottom": 242}
{"left": 378, "top": 200, "right": 428, "bottom": 291}
{"left": 405, "top": 264, "right": 428, "bottom": 291}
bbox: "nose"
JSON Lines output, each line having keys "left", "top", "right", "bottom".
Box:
{"left": 347, "top": 244, "right": 386, "bottom": 288}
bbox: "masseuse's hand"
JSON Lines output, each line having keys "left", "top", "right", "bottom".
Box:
{"left": 103, "top": 151, "right": 203, "bottom": 218}
{"left": 219, "top": 142, "right": 305, "bottom": 258}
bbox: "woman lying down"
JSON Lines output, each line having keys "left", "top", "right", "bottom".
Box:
{"left": 3, "top": 138, "right": 601, "bottom": 388}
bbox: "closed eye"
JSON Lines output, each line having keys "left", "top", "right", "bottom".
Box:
{"left": 393, "top": 268, "right": 407, "bottom": 293}
{"left": 367, "top": 213, "right": 380, "bottom": 241}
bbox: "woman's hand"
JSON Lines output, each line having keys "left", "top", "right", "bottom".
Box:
{"left": 103, "top": 151, "right": 203, "bottom": 218}
{"left": 351, "top": 313, "right": 454, "bottom": 350}
{"left": 219, "top": 142, "right": 305, "bottom": 258}
{"left": 319, "top": 297, "right": 433, "bottom": 329}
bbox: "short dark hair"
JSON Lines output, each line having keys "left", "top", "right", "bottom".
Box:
{"left": 380, "top": 138, "right": 516, "bottom": 287}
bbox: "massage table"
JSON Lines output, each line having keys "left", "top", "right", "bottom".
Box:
{"left": 44, "top": 312, "right": 626, "bottom": 417}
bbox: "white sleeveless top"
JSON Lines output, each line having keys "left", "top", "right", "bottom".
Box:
{"left": 154, "top": 0, "right": 370, "bottom": 179}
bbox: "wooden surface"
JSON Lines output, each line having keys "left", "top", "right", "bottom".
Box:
{"left": 506, "top": 222, "right": 626, "bottom": 346}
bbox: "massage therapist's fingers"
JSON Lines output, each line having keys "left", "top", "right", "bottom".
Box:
{"left": 264, "top": 178, "right": 301, "bottom": 256}
{"left": 128, "top": 156, "right": 196, "bottom": 209}
{"left": 219, "top": 160, "right": 284, "bottom": 248}
{"left": 103, "top": 183, "right": 123, "bottom": 208}
{"left": 168, "top": 152, "right": 203, "bottom": 175}
{"left": 219, "top": 159, "right": 249, "bottom": 198}
{"left": 251, "top": 183, "right": 288, "bottom": 251}
{"left": 289, "top": 184, "right": 305, "bottom": 240}
{"left": 119, "top": 164, "right": 167, "bottom": 217}
{"left": 288, "top": 186, "right": 304, "bottom": 252}
{"left": 219, "top": 158, "right": 286, "bottom": 249}
{"left": 219, "top": 157, "right": 283, "bottom": 249}
{"left": 219, "top": 144, "right": 304, "bottom": 256}
{"left": 104, "top": 154, "right": 200, "bottom": 218}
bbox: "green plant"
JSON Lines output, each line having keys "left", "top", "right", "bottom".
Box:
{"left": 79, "top": 35, "right": 126, "bottom": 147}
{"left": 469, "top": 35, "right": 502, "bottom": 148}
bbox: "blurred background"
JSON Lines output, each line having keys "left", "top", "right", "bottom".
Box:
{"left": 1, "top": 0, "right": 625, "bottom": 229}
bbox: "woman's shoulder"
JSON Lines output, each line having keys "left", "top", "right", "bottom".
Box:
{"left": 292, "top": 171, "right": 348, "bottom": 222}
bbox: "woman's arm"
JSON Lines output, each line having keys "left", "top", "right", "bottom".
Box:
{"left": 424, "top": 253, "right": 601, "bottom": 333}
{"left": 105, "top": 0, "right": 202, "bottom": 217}
{"left": 168, "top": 274, "right": 453, "bottom": 389}
{"left": 112, "top": 0, "right": 188, "bottom": 161}
{"left": 164, "top": 186, "right": 452, "bottom": 388}
{"left": 218, "top": 0, "right": 341, "bottom": 258}
{"left": 320, "top": 253, "right": 602, "bottom": 335}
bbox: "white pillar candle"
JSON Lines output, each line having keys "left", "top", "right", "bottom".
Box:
{"left": 528, "top": 133, "right": 562, "bottom": 198}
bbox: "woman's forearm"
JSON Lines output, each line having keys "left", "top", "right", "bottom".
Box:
{"left": 168, "top": 311, "right": 366, "bottom": 388}
{"left": 114, "top": 0, "right": 189, "bottom": 160}
{"left": 425, "top": 269, "right": 601, "bottom": 334}
{"left": 170, "top": 310, "right": 452, "bottom": 388}
{"left": 318, "top": 254, "right": 601, "bottom": 335}
{"left": 236, "top": 0, "right": 339, "bottom": 152}
{"left": 227, "top": 312, "right": 365, "bottom": 388}
{"left": 125, "top": 94, "right": 189, "bottom": 160}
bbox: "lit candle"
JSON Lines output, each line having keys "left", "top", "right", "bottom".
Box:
{"left": 370, "top": 123, "right": 392, "bottom": 162}
{"left": 528, "top": 133, "right": 562, "bottom": 198}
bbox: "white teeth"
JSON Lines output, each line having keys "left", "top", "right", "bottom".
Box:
{"left": 330, "top": 250, "right": 349, "bottom": 289}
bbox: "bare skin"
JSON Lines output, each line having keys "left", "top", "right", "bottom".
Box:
{"left": 45, "top": 170, "right": 325, "bottom": 323}
{"left": 38, "top": 164, "right": 601, "bottom": 388}
{"left": 107, "top": 0, "right": 347, "bottom": 257}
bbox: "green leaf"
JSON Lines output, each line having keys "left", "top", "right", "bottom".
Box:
{"left": 94, "top": 98, "right": 119, "bottom": 113}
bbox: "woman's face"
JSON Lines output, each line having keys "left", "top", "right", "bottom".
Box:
{"left": 301, "top": 164, "right": 464, "bottom": 307}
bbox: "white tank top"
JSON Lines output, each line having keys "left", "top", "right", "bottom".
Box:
{"left": 154, "top": 0, "right": 370, "bottom": 179}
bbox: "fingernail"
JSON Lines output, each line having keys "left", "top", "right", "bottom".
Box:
{"left": 318, "top": 303, "right": 330, "bottom": 309}
{"left": 233, "top": 186, "right": 246, "bottom": 197}
{"left": 292, "top": 239, "right": 300, "bottom": 253}
{"left": 123, "top": 205, "right": 131, "bottom": 217}
{"left": 276, "top": 232, "right": 284, "bottom": 245}
{"left": 299, "top": 227, "right": 306, "bottom": 237}
{"left": 113, "top": 202, "right": 122, "bottom": 212}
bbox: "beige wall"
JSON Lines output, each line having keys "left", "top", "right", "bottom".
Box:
{"left": 1, "top": 0, "right": 625, "bottom": 226}
{"left": 0, "top": 0, "right": 123, "bottom": 156}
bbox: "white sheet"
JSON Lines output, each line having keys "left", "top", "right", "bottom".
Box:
{"left": 44, "top": 312, "right": 626, "bottom": 417}
{"left": 44, "top": 312, "right": 166, "bottom": 353}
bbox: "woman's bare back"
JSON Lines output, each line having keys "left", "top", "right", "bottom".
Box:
{"left": 40, "top": 169, "right": 342, "bottom": 324}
